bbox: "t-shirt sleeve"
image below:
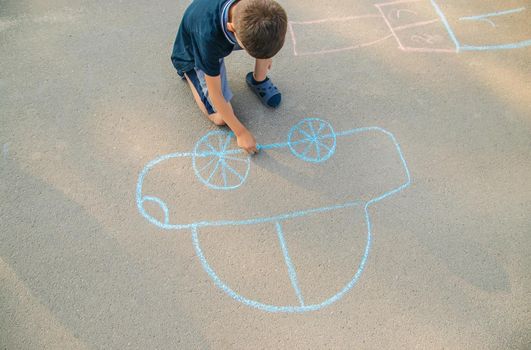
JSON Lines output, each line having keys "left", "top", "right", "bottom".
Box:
{"left": 192, "top": 35, "right": 222, "bottom": 76}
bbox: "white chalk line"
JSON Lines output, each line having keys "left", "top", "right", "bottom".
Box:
{"left": 392, "top": 18, "right": 440, "bottom": 31}
{"left": 375, "top": 3, "right": 405, "bottom": 50}
{"left": 289, "top": 14, "right": 382, "bottom": 25}
{"left": 376, "top": 0, "right": 423, "bottom": 8}
{"left": 296, "top": 34, "right": 394, "bottom": 56}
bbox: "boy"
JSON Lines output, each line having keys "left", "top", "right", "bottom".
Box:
{"left": 171, "top": 0, "right": 288, "bottom": 154}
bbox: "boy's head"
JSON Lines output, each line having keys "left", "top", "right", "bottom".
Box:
{"left": 231, "top": 0, "right": 288, "bottom": 59}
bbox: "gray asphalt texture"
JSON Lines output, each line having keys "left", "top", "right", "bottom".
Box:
{"left": 1, "top": 0, "right": 530, "bottom": 348}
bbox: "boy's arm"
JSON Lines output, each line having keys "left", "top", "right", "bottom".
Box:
{"left": 204, "top": 74, "right": 258, "bottom": 154}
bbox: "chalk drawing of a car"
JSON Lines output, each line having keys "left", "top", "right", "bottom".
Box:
{"left": 136, "top": 118, "right": 411, "bottom": 313}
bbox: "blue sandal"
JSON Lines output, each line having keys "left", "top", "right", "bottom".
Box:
{"left": 246, "top": 72, "right": 282, "bottom": 108}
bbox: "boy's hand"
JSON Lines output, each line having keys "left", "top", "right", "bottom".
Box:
{"left": 203, "top": 74, "right": 257, "bottom": 154}
{"left": 236, "top": 129, "right": 258, "bottom": 154}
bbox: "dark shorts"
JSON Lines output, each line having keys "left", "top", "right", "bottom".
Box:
{"left": 184, "top": 59, "right": 233, "bottom": 115}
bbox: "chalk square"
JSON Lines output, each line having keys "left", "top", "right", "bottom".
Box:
{"left": 453, "top": 8, "right": 531, "bottom": 48}
{"left": 376, "top": 0, "right": 440, "bottom": 30}
{"left": 288, "top": 16, "right": 391, "bottom": 56}
{"left": 396, "top": 20, "right": 456, "bottom": 52}
{"left": 375, "top": 0, "right": 455, "bottom": 52}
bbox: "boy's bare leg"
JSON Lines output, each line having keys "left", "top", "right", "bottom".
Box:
{"left": 253, "top": 58, "right": 272, "bottom": 81}
{"left": 184, "top": 74, "right": 226, "bottom": 126}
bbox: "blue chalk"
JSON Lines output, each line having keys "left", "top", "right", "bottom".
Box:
{"left": 136, "top": 118, "right": 412, "bottom": 312}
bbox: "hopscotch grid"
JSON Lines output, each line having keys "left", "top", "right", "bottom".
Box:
{"left": 392, "top": 18, "right": 440, "bottom": 31}
{"left": 290, "top": 1, "right": 528, "bottom": 56}
{"left": 375, "top": 3, "right": 405, "bottom": 50}
{"left": 289, "top": 13, "right": 390, "bottom": 56}
{"left": 428, "top": 0, "right": 460, "bottom": 51}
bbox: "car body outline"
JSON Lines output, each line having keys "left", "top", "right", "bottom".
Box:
{"left": 136, "top": 118, "right": 411, "bottom": 312}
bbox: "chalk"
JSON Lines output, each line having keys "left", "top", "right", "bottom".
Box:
{"left": 460, "top": 40, "right": 531, "bottom": 51}
{"left": 392, "top": 19, "right": 440, "bottom": 32}
{"left": 459, "top": 7, "right": 526, "bottom": 22}
{"left": 136, "top": 118, "right": 411, "bottom": 312}
{"left": 276, "top": 221, "right": 305, "bottom": 306}
{"left": 394, "top": 9, "right": 418, "bottom": 19}
{"left": 136, "top": 120, "right": 411, "bottom": 229}
{"left": 288, "top": 14, "right": 391, "bottom": 56}
{"left": 191, "top": 212, "right": 372, "bottom": 313}
{"left": 2, "top": 143, "right": 8, "bottom": 161}
{"left": 192, "top": 131, "right": 251, "bottom": 190}
{"left": 375, "top": 3, "right": 406, "bottom": 50}
{"left": 458, "top": 7, "right": 527, "bottom": 32}
{"left": 289, "top": 1, "right": 529, "bottom": 56}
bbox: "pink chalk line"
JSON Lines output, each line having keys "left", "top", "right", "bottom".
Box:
{"left": 401, "top": 46, "right": 455, "bottom": 53}
{"left": 287, "top": 21, "right": 298, "bottom": 55}
{"left": 289, "top": 14, "right": 382, "bottom": 25}
{"left": 288, "top": 14, "right": 385, "bottom": 56}
{"left": 392, "top": 18, "right": 439, "bottom": 31}
{"left": 375, "top": 3, "right": 405, "bottom": 50}
{"left": 375, "top": 1, "right": 455, "bottom": 53}
{"left": 288, "top": 0, "right": 457, "bottom": 55}
{"left": 296, "top": 34, "right": 394, "bottom": 56}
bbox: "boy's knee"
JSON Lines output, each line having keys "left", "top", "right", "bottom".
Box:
{"left": 209, "top": 113, "right": 226, "bottom": 126}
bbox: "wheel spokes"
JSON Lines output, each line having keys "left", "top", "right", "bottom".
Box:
{"left": 193, "top": 131, "right": 250, "bottom": 189}
{"left": 224, "top": 161, "right": 245, "bottom": 182}
{"left": 287, "top": 118, "right": 336, "bottom": 162}
{"left": 198, "top": 156, "right": 217, "bottom": 173}
{"left": 206, "top": 159, "right": 222, "bottom": 183}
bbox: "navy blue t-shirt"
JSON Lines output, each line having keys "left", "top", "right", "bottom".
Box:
{"left": 171, "top": 0, "right": 241, "bottom": 77}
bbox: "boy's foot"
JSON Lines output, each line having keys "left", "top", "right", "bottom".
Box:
{"left": 246, "top": 72, "right": 281, "bottom": 108}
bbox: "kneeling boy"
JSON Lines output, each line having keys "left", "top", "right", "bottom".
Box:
{"left": 171, "top": 0, "right": 288, "bottom": 154}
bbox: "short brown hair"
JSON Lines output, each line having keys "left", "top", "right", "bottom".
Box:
{"left": 233, "top": 0, "right": 288, "bottom": 59}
